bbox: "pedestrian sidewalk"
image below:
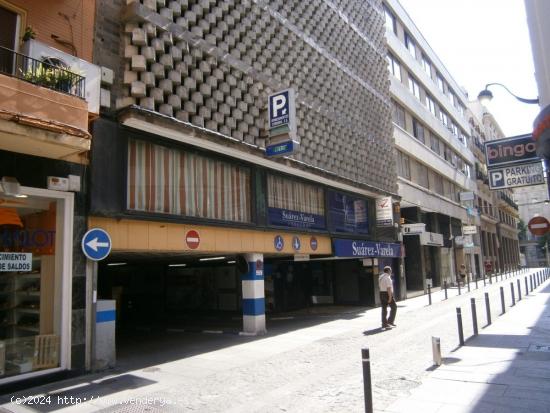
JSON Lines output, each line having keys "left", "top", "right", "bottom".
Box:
{"left": 384, "top": 277, "right": 550, "bottom": 413}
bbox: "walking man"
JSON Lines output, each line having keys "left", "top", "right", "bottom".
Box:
{"left": 379, "top": 265, "right": 397, "bottom": 329}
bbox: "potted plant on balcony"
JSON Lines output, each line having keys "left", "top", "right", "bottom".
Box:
{"left": 22, "top": 26, "right": 36, "bottom": 42}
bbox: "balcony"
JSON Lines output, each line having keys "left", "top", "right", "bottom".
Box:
{"left": 0, "top": 46, "right": 91, "bottom": 163}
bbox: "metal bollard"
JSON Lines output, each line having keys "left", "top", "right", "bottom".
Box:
{"left": 432, "top": 336, "right": 442, "bottom": 366}
{"left": 428, "top": 285, "right": 432, "bottom": 306}
{"left": 489, "top": 273, "right": 492, "bottom": 284}
{"left": 475, "top": 276, "right": 478, "bottom": 289}
{"left": 471, "top": 298, "right": 478, "bottom": 336}
{"left": 525, "top": 277, "right": 529, "bottom": 296}
{"left": 456, "top": 308, "right": 464, "bottom": 346}
{"left": 483, "top": 273, "right": 486, "bottom": 286}
{"left": 517, "top": 279, "right": 522, "bottom": 301}
{"left": 500, "top": 286, "right": 505, "bottom": 314}
{"left": 485, "top": 292, "right": 491, "bottom": 326}
{"left": 458, "top": 280, "right": 461, "bottom": 295}
{"left": 467, "top": 278, "right": 471, "bottom": 292}
{"left": 510, "top": 282, "right": 515, "bottom": 306}
{"left": 530, "top": 275, "right": 533, "bottom": 291}
{"left": 444, "top": 281, "right": 448, "bottom": 300}
{"left": 362, "top": 348, "right": 373, "bottom": 413}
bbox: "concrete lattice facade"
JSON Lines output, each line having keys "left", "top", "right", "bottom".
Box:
{"left": 107, "top": 0, "right": 397, "bottom": 194}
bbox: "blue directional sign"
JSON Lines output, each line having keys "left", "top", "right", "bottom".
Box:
{"left": 292, "top": 236, "right": 301, "bottom": 251}
{"left": 274, "top": 235, "right": 284, "bottom": 251}
{"left": 82, "top": 228, "right": 112, "bottom": 261}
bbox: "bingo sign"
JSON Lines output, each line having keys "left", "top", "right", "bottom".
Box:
{"left": 185, "top": 230, "right": 200, "bottom": 249}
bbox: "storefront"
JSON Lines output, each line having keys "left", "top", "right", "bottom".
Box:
{"left": 0, "top": 186, "right": 74, "bottom": 384}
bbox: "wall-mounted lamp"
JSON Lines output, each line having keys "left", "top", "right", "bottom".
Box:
{"left": 477, "top": 83, "right": 539, "bottom": 106}
{"left": 0, "top": 177, "right": 27, "bottom": 198}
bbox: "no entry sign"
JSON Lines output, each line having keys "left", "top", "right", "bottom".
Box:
{"left": 528, "top": 216, "right": 550, "bottom": 236}
{"left": 185, "top": 230, "right": 200, "bottom": 249}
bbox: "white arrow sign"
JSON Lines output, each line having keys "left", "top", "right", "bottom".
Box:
{"left": 86, "top": 237, "right": 110, "bottom": 252}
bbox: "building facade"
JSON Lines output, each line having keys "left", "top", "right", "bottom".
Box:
{"left": 383, "top": 0, "right": 477, "bottom": 294}
{"left": 0, "top": 0, "right": 104, "bottom": 387}
{"left": 89, "top": 0, "right": 400, "bottom": 357}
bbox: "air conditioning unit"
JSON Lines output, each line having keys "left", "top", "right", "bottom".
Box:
{"left": 21, "top": 39, "right": 101, "bottom": 114}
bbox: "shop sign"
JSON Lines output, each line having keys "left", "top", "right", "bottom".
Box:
{"left": 463, "top": 226, "right": 477, "bottom": 235}
{"left": 402, "top": 223, "right": 425, "bottom": 235}
{"left": 455, "top": 235, "right": 474, "bottom": 247}
{"left": 333, "top": 239, "right": 401, "bottom": 258}
{"left": 376, "top": 197, "right": 393, "bottom": 227}
{"left": 0, "top": 229, "right": 55, "bottom": 249}
{"left": 420, "top": 232, "right": 444, "bottom": 246}
{"left": 459, "top": 192, "right": 475, "bottom": 202}
{"left": 294, "top": 254, "right": 310, "bottom": 261}
{"left": 327, "top": 190, "right": 369, "bottom": 234}
{"left": 268, "top": 207, "right": 326, "bottom": 230}
{"left": 0, "top": 252, "right": 32, "bottom": 272}
{"left": 485, "top": 134, "right": 539, "bottom": 167}
{"left": 488, "top": 161, "right": 544, "bottom": 190}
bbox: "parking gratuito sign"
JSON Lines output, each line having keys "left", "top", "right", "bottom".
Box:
{"left": 488, "top": 161, "right": 545, "bottom": 189}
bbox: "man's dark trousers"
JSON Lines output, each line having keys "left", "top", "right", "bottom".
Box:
{"left": 380, "top": 291, "right": 397, "bottom": 326}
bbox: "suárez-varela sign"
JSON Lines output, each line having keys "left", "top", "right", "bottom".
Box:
{"left": 485, "top": 134, "right": 539, "bottom": 168}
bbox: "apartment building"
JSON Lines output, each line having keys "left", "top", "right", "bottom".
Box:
{"left": 383, "top": 0, "right": 477, "bottom": 293}
{"left": 0, "top": 0, "right": 105, "bottom": 386}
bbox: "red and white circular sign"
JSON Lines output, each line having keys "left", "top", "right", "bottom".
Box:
{"left": 528, "top": 216, "right": 550, "bottom": 236}
{"left": 185, "top": 230, "right": 200, "bottom": 249}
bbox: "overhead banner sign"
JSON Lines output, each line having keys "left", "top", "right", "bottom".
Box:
{"left": 376, "top": 197, "right": 393, "bottom": 227}
{"left": 485, "top": 134, "right": 539, "bottom": 168}
{"left": 488, "top": 161, "right": 545, "bottom": 189}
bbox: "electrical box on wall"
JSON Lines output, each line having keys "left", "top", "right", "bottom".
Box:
{"left": 47, "top": 176, "right": 69, "bottom": 191}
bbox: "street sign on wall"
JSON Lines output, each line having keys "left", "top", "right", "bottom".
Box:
{"left": 485, "top": 134, "right": 539, "bottom": 168}
{"left": 488, "top": 161, "right": 545, "bottom": 189}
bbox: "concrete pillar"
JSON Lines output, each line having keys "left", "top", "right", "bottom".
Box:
{"left": 242, "top": 253, "right": 266, "bottom": 335}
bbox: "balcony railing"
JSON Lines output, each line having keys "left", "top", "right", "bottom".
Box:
{"left": 0, "top": 46, "right": 85, "bottom": 99}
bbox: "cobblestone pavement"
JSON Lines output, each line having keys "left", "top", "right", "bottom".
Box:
{"left": 0, "top": 270, "right": 540, "bottom": 413}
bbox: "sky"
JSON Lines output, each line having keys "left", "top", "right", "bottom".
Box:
{"left": 397, "top": 0, "right": 540, "bottom": 138}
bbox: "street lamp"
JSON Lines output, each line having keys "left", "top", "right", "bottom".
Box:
{"left": 477, "top": 83, "right": 539, "bottom": 106}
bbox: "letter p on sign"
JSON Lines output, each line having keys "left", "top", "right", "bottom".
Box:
{"left": 490, "top": 170, "right": 504, "bottom": 188}
{"left": 272, "top": 94, "right": 287, "bottom": 117}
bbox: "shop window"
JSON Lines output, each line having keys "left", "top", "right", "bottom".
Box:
{"left": 327, "top": 190, "right": 369, "bottom": 234}
{"left": 267, "top": 174, "right": 325, "bottom": 230}
{"left": 127, "top": 139, "right": 252, "bottom": 223}
{"left": 0, "top": 195, "right": 60, "bottom": 378}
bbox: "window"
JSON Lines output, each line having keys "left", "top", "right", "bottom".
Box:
{"left": 267, "top": 174, "right": 325, "bottom": 229}
{"left": 421, "top": 54, "right": 431, "bottom": 77}
{"left": 458, "top": 104, "right": 465, "bottom": 117}
{"left": 444, "top": 145, "right": 452, "bottom": 162}
{"left": 457, "top": 157, "right": 464, "bottom": 172}
{"left": 425, "top": 94, "right": 436, "bottom": 117}
{"left": 383, "top": 5, "right": 397, "bottom": 34}
{"left": 127, "top": 139, "right": 252, "bottom": 222}
{"left": 436, "top": 73, "right": 445, "bottom": 93}
{"left": 392, "top": 100, "right": 406, "bottom": 129}
{"left": 397, "top": 151, "right": 410, "bottom": 179}
{"left": 449, "top": 90, "right": 457, "bottom": 107}
{"left": 430, "top": 134, "right": 440, "bottom": 154}
{"left": 386, "top": 53, "right": 401, "bottom": 81}
{"left": 408, "top": 74, "right": 421, "bottom": 100}
{"left": 440, "top": 110, "right": 449, "bottom": 127}
{"left": 450, "top": 122, "right": 458, "bottom": 136}
{"left": 0, "top": 5, "right": 19, "bottom": 50}
{"left": 405, "top": 32, "right": 416, "bottom": 58}
{"left": 416, "top": 162, "right": 429, "bottom": 188}
{"left": 413, "top": 118, "right": 425, "bottom": 143}
{"left": 433, "top": 173, "right": 444, "bottom": 195}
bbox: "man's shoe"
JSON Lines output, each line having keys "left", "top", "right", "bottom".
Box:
{"left": 382, "top": 324, "right": 393, "bottom": 329}
{"left": 388, "top": 322, "right": 396, "bottom": 327}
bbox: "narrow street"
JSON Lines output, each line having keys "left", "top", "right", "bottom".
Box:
{"left": 0, "top": 270, "right": 538, "bottom": 413}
